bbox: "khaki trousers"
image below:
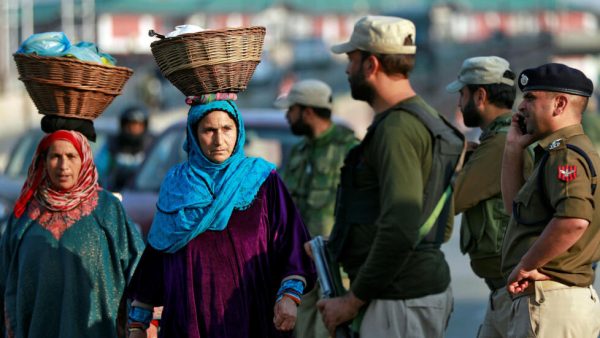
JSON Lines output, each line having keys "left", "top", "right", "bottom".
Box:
{"left": 359, "top": 287, "right": 453, "bottom": 338}
{"left": 294, "top": 286, "right": 329, "bottom": 338}
{"left": 508, "top": 280, "right": 600, "bottom": 338}
{"left": 478, "top": 287, "right": 511, "bottom": 338}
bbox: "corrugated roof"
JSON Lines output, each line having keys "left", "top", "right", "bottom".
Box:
{"left": 95, "top": 0, "right": 422, "bottom": 15}
{"left": 442, "top": 0, "right": 564, "bottom": 11}
{"left": 25, "top": 0, "right": 598, "bottom": 23}
{"left": 96, "top": 0, "right": 273, "bottom": 14}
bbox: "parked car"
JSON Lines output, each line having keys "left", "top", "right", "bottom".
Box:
{"left": 121, "top": 108, "right": 300, "bottom": 238}
{"left": 0, "top": 194, "right": 10, "bottom": 236}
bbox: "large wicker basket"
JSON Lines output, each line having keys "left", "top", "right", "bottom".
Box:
{"left": 150, "top": 26, "right": 265, "bottom": 96}
{"left": 13, "top": 53, "right": 133, "bottom": 120}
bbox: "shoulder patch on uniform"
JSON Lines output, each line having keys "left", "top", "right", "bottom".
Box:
{"left": 548, "top": 139, "right": 562, "bottom": 150}
{"left": 557, "top": 165, "right": 577, "bottom": 182}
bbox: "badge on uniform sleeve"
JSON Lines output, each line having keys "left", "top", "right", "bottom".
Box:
{"left": 558, "top": 165, "right": 577, "bottom": 182}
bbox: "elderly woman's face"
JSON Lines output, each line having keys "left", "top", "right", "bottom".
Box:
{"left": 45, "top": 140, "right": 82, "bottom": 190}
{"left": 196, "top": 110, "right": 238, "bottom": 163}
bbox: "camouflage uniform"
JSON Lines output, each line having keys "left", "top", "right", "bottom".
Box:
{"left": 282, "top": 123, "right": 357, "bottom": 338}
{"left": 282, "top": 124, "right": 358, "bottom": 237}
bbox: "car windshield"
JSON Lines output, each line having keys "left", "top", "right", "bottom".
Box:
{"left": 134, "top": 125, "right": 299, "bottom": 192}
{"left": 4, "top": 131, "right": 42, "bottom": 178}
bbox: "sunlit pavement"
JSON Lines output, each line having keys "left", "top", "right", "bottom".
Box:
{"left": 442, "top": 217, "right": 488, "bottom": 337}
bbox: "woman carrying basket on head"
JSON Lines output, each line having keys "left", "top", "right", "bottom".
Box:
{"left": 126, "top": 96, "right": 316, "bottom": 338}
{"left": 1, "top": 32, "right": 144, "bottom": 338}
{"left": 0, "top": 119, "right": 144, "bottom": 338}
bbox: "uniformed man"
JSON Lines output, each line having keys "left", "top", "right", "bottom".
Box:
{"left": 447, "top": 56, "right": 532, "bottom": 338}
{"left": 96, "top": 106, "right": 154, "bottom": 191}
{"left": 316, "top": 16, "right": 464, "bottom": 337}
{"left": 275, "top": 79, "right": 358, "bottom": 338}
{"left": 501, "top": 63, "right": 600, "bottom": 337}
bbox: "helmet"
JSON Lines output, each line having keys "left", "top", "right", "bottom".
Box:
{"left": 120, "top": 106, "right": 149, "bottom": 128}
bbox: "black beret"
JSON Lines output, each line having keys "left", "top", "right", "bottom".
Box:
{"left": 518, "top": 63, "right": 593, "bottom": 97}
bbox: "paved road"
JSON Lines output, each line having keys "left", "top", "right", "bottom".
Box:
{"left": 442, "top": 218, "right": 488, "bottom": 337}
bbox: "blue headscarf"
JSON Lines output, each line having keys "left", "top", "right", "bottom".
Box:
{"left": 147, "top": 100, "right": 276, "bottom": 253}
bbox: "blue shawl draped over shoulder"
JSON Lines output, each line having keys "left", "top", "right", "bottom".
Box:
{"left": 147, "top": 100, "right": 275, "bottom": 253}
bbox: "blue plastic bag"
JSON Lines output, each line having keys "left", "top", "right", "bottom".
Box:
{"left": 16, "top": 32, "right": 71, "bottom": 56}
{"left": 64, "top": 42, "right": 103, "bottom": 64}
{"left": 71, "top": 41, "right": 116, "bottom": 65}
{"left": 17, "top": 32, "right": 117, "bottom": 66}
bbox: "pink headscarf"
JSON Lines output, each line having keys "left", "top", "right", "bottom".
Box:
{"left": 13, "top": 130, "right": 99, "bottom": 218}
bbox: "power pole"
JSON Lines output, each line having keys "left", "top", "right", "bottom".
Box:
{"left": 82, "top": 0, "right": 95, "bottom": 42}
{"left": 21, "top": 0, "right": 33, "bottom": 40}
{"left": 61, "top": 0, "right": 75, "bottom": 40}
{"left": 7, "top": 0, "right": 20, "bottom": 90}
{"left": 0, "top": 0, "right": 10, "bottom": 92}
{"left": 20, "top": 0, "right": 34, "bottom": 128}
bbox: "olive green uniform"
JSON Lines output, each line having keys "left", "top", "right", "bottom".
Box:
{"left": 329, "top": 96, "right": 462, "bottom": 337}
{"left": 501, "top": 124, "right": 600, "bottom": 337}
{"left": 454, "top": 113, "right": 533, "bottom": 338}
{"left": 282, "top": 124, "right": 358, "bottom": 237}
{"left": 282, "top": 123, "right": 357, "bottom": 338}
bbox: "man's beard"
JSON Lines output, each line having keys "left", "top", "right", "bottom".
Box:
{"left": 290, "top": 117, "right": 312, "bottom": 137}
{"left": 461, "top": 97, "right": 483, "bottom": 128}
{"left": 116, "top": 132, "right": 146, "bottom": 154}
{"left": 349, "top": 69, "right": 375, "bottom": 104}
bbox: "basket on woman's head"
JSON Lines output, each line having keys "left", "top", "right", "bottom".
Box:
{"left": 14, "top": 54, "right": 133, "bottom": 120}
{"left": 149, "top": 26, "right": 266, "bottom": 96}
{"left": 13, "top": 32, "right": 133, "bottom": 121}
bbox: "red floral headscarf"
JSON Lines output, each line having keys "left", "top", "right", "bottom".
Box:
{"left": 13, "top": 130, "right": 99, "bottom": 218}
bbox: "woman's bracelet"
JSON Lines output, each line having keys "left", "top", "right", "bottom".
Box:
{"left": 276, "top": 292, "right": 302, "bottom": 305}
{"left": 128, "top": 306, "right": 153, "bottom": 329}
{"left": 276, "top": 278, "right": 305, "bottom": 306}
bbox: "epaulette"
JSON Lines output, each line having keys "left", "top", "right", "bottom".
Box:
{"left": 547, "top": 138, "right": 565, "bottom": 151}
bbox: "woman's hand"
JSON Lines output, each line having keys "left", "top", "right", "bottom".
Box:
{"left": 273, "top": 296, "right": 297, "bottom": 331}
{"left": 303, "top": 241, "right": 314, "bottom": 260}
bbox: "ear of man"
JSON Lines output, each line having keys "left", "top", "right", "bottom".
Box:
{"left": 552, "top": 94, "right": 568, "bottom": 116}
{"left": 365, "top": 54, "right": 380, "bottom": 75}
{"left": 474, "top": 87, "right": 488, "bottom": 106}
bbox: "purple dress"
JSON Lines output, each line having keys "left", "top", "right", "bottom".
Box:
{"left": 128, "top": 172, "right": 316, "bottom": 338}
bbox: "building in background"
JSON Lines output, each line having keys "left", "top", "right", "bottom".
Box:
{"left": 1, "top": 0, "right": 600, "bottom": 136}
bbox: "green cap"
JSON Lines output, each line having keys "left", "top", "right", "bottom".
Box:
{"left": 446, "top": 56, "right": 515, "bottom": 93}
{"left": 331, "top": 16, "right": 416, "bottom": 55}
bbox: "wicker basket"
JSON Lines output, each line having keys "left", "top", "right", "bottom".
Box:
{"left": 150, "top": 26, "right": 265, "bottom": 96}
{"left": 13, "top": 53, "right": 133, "bottom": 120}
